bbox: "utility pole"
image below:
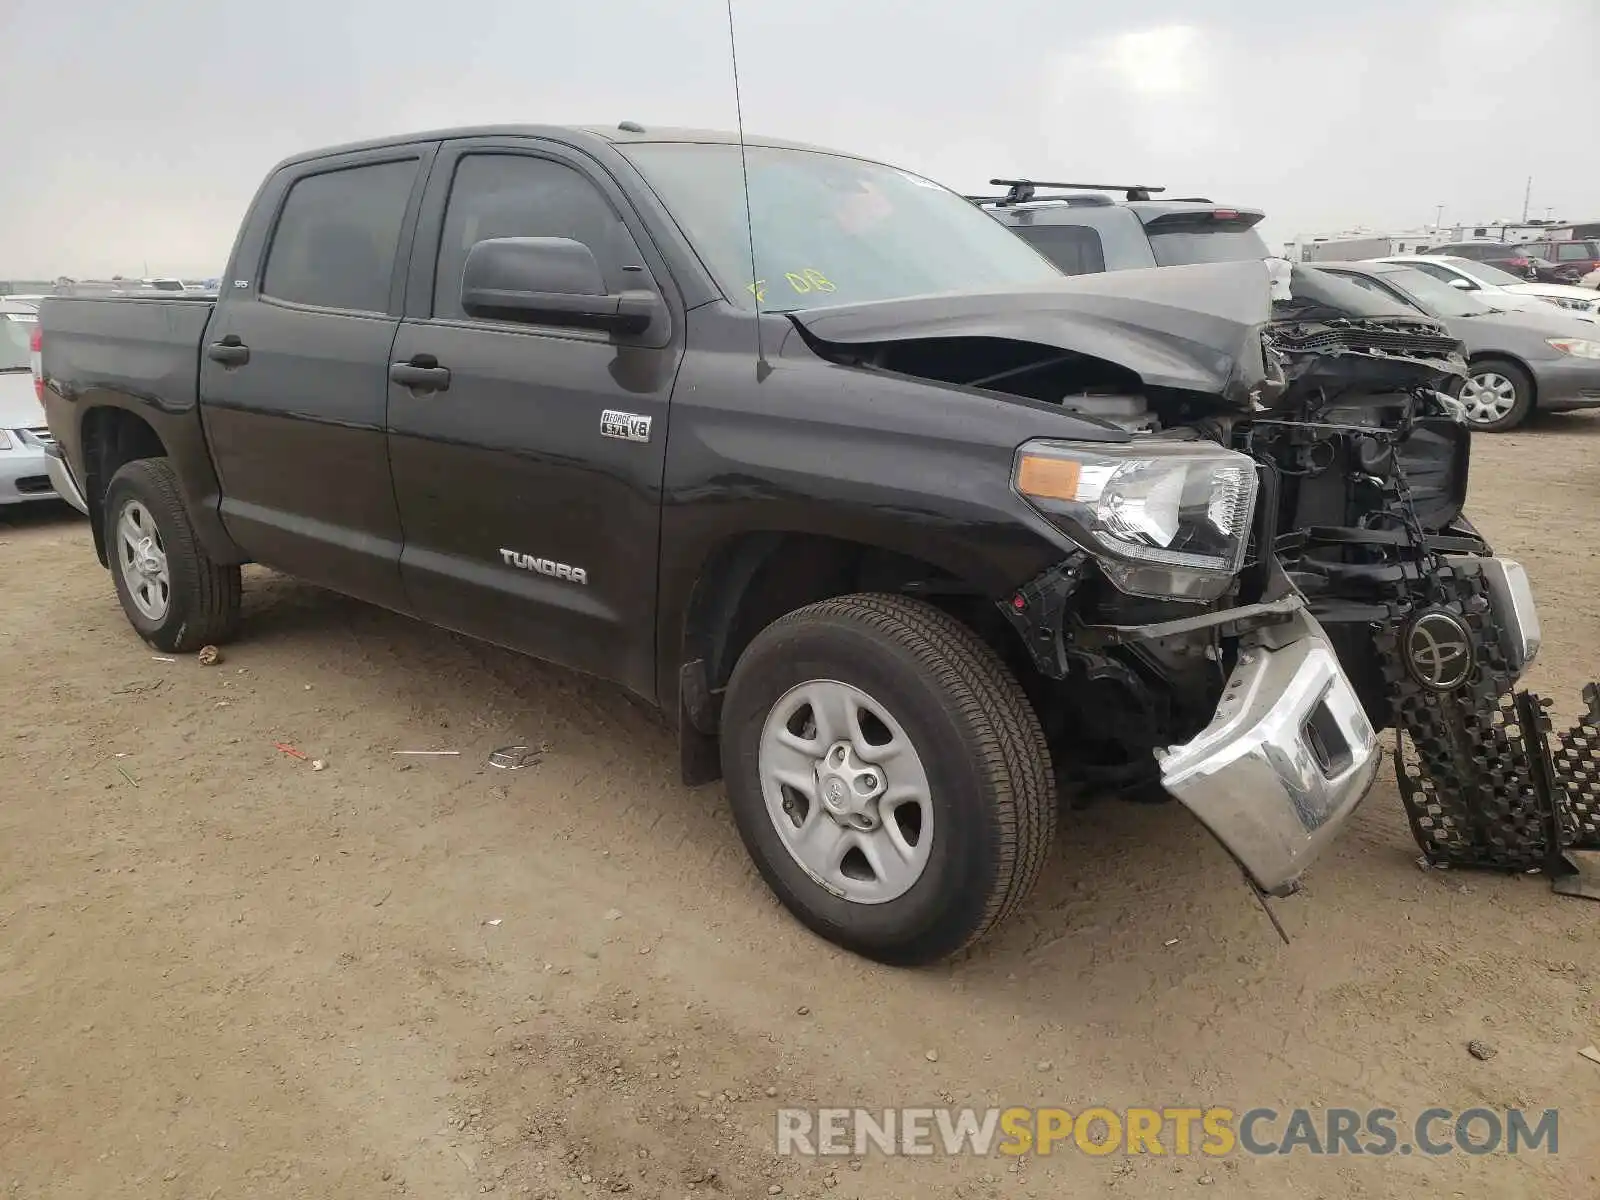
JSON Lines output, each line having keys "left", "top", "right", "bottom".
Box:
{"left": 1521, "top": 176, "right": 1532, "bottom": 224}
{"left": 1433, "top": 204, "right": 1444, "bottom": 230}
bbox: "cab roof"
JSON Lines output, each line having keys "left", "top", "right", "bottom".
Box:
{"left": 275, "top": 123, "right": 863, "bottom": 172}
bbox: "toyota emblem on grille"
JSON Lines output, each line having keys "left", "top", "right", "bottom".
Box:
{"left": 1406, "top": 610, "right": 1473, "bottom": 691}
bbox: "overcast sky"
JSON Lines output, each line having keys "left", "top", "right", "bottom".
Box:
{"left": 2, "top": 0, "right": 1595, "bottom": 278}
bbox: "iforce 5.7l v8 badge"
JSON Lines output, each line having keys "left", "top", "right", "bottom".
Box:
{"left": 600, "top": 410, "right": 652, "bottom": 443}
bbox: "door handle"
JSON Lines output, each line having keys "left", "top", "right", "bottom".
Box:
{"left": 389, "top": 359, "right": 451, "bottom": 392}
{"left": 207, "top": 336, "right": 250, "bottom": 367}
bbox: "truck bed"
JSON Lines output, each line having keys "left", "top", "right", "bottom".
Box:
{"left": 38, "top": 293, "right": 230, "bottom": 565}
{"left": 40, "top": 294, "right": 216, "bottom": 411}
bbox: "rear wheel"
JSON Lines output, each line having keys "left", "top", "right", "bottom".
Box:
{"left": 1459, "top": 358, "right": 1533, "bottom": 431}
{"left": 104, "top": 458, "right": 241, "bottom": 652}
{"left": 720, "top": 593, "right": 1055, "bottom": 965}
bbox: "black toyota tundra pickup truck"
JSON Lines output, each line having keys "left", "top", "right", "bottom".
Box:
{"left": 37, "top": 124, "right": 1550, "bottom": 965}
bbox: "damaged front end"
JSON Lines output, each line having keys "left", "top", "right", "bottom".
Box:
{"left": 795, "top": 260, "right": 1598, "bottom": 894}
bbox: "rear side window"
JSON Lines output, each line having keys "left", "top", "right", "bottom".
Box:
{"left": 261, "top": 159, "right": 420, "bottom": 313}
{"left": 1555, "top": 242, "right": 1593, "bottom": 262}
{"left": 432, "top": 154, "right": 642, "bottom": 320}
{"left": 1014, "top": 224, "right": 1106, "bottom": 276}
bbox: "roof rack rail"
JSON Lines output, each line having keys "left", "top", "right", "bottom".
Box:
{"left": 968, "top": 178, "right": 1167, "bottom": 207}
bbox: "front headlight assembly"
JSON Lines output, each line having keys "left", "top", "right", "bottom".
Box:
{"left": 1547, "top": 337, "right": 1600, "bottom": 359}
{"left": 1013, "top": 439, "right": 1259, "bottom": 601}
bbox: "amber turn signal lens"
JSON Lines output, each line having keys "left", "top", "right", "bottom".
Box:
{"left": 1015, "top": 454, "right": 1082, "bottom": 502}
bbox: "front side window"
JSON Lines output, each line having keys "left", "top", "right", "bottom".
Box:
{"left": 1406, "top": 260, "right": 1473, "bottom": 287}
{"left": 432, "top": 154, "right": 644, "bottom": 320}
{"left": 1377, "top": 267, "right": 1495, "bottom": 317}
{"left": 1446, "top": 259, "right": 1527, "bottom": 288}
{"left": 261, "top": 159, "right": 419, "bottom": 313}
{"left": 621, "top": 143, "right": 1061, "bottom": 311}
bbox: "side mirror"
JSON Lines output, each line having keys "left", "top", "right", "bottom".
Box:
{"left": 460, "top": 237, "right": 658, "bottom": 335}
{"left": 1448, "top": 277, "right": 1473, "bottom": 290}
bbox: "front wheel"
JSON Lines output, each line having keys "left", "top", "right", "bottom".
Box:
{"left": 720, "top": 594, "right": 1056, "bottom": 966}
{"left": 1459, "top": 358, "right": 1534, "bottom": 431}
{"left": 103, "top": 458, "right": 241, "bottom": 652}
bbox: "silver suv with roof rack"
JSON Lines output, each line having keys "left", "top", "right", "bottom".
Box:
{"left": 970, "top": 179, "right": 1270, "bottom": 275}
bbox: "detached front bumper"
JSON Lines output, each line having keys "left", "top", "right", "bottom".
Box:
{"left": 1156, "top": 607, "right": 1379, "bottom": 895}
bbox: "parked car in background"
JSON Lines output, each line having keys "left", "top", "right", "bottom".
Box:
{"left": 1516, "top": 238, "right": 1600, "bottom": 284}
{"left": 0, "top": 300, "right": 59, "bottom": 505}
{"left": 971, "top": 179, "right": 1270, "bottom": 274}
{"left": 1376, "top": 254, "right": 1600, "bottom": 319}
{"left": 1315, "top": 261, "right": 1600, "bottom": 431}
{"left": 1419, "top": 240, "right": 1539, "bottom": 276}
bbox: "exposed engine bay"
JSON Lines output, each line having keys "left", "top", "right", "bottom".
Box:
{"left": 794, "top": 260, "right": 1600, "bottom": 885}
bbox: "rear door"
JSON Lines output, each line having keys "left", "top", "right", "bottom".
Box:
{"left": 386, "top": 138, "right": 684, "bottom": 697}
{"left": 200, "top": 144, "right": 436, "bottom": 609}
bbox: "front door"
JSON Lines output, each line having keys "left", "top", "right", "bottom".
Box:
{"left": 200, "top": 146, "right": 434, "bottom": 610}
{"left": 387, "top": 141, "right": 684, "bottom": 697}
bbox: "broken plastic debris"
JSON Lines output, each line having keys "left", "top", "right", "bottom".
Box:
{"left": 489, "top": 744, "right": 543, "bottom": 770}
{"left": 197, "top": 645, "right": 221, "bottom": 666}
{"left": 1580, "top": 1046, "right": 1600, "bottom": 1066}
{"left": 1164, "top": 938, "right": 1180, "bottom": 947}
{"left": 484, "top": 918, "right": 503, "bottom": 927}
{"left": 311, "top": 759, "right": 327, "bottom": 772}
{"left": 274, "top": 743, "right": 308, "bottom": 761}
{"left": 151, "top": 655, "right": 177, "bottom": 663}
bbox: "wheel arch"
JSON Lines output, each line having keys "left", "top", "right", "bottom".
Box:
{"left": 670, "top": 529, "right": 1026, "bottom": 786}
{"left": 80, "top": 406, "right": 169, "bottom": 567}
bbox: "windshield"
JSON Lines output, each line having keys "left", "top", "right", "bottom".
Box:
{"left": 1451, "top": 259, "right": 1528, "bottom": 287}
{"left": 1276, "top": 266, "right": 1419, "bottom": 321}
{"left": 0, "top": 313, "right": 33, "bottom": 371}
{"left": 1379, "top": 266, "right": 1496, "bottom": 317}
{"left": 1148, "top": 227, "right": 1271, "bottom": 267}
{"left": 620, "top": 143, "right": 1062, "bottom": 311}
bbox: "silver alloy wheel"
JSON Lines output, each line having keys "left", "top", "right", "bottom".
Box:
{"left": 1459, "top": 370, "right": 1519, "bottom": 425}
{"left": 116, "top": 499, "right": 171, "bottom": 621}
{"left": 758, "top": 679, "right": 934, "bottom": 904}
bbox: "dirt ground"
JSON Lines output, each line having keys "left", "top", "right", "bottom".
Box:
{"left": 3, "top": 415, "right": 1598, "bottom": 1200}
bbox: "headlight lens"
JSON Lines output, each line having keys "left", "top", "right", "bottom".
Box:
{"left": 1014, "top": 440, "right": 1259, "bottom": 600}
{"left": 1544, "top": 295, "right": 1590, "bottom": 311}
{"left": 1547, "top": 337, "right": 1600, "bottom": 358}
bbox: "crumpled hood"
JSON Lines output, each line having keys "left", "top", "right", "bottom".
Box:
{"left": 789, "top": 259, "right": 1279, "bottom": 407}
{"left": 0, "top": 373, "right": 45, "bottom": 432}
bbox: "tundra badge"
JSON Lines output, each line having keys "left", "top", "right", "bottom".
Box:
{"left": 500, "top": 549, "right": 588, "bottom": 586}
{"left": 600, "top": 409, "right": 652, "bottom": 443}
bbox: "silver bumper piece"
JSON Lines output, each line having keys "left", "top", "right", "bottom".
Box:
{"left": 1442, "top": 554, "right": 1541, "bottom": 677}
{"left": 44, "top": 448, "right": 90, "bottom": 515}
{"left": 1156, "top": 608, "right": 1380, "bottom": 895}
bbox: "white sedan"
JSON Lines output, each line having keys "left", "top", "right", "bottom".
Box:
{"left": 0, "top": 300, "right": 61, "bottom": 505}
{"left": 1374, "top": 255, "right": 1600, "bottom": 320}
